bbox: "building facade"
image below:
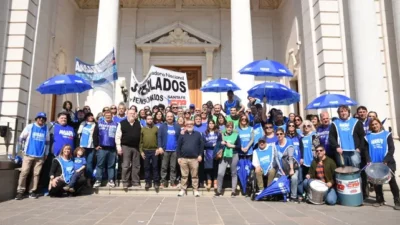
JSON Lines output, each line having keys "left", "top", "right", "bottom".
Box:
{"left": 0, "top": 0, "right": 400, "bottom": 154}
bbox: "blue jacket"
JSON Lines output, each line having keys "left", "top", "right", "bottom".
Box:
{"left": 157, "top": 122, "right": 181, "bottom": 150}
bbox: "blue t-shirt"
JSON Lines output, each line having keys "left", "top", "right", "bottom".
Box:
{"left": 166, "top": 125, "right": 177, "bottom": 151}
{"left": 73, "top": 156, "right": 87, "bottom": 171}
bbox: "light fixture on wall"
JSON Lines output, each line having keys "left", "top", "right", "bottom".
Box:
{"left": 118, "top": 79, "right": 128, "bottom": 103}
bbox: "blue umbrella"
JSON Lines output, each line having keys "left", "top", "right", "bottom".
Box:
{"left": 237, "top": 158, "right": 252, "bottom": 194}
{"left": 200, "top": 78, "right": 241, "bottom": 93}
{"left": 255, "top": 175, "right": 290, "bottom": 201}
{"left": 239, "top": 60, "right": 293, "bottom": 77}
{"left": 305, "top": 94, "right": 357, "bottom": 110}
{"left": 247, "top": 82, "right": 300, "bottom": 105}
{"left": 36, "top": 74, "right": 93, "bottom": 95}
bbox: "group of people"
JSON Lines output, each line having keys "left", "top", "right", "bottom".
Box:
{"left": 13, "top": 91, "right": 400, "bottom": 210}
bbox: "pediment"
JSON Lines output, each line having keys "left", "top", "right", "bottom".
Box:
{"left": 135, "top": 21, "right": 220, "bottom": 49}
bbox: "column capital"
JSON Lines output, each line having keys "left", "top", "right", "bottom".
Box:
{"left": 204, "top": 47, "right": 215, "bottom": 54}
{"left": 141, "top": 46, "right": 152, "bottom": 53}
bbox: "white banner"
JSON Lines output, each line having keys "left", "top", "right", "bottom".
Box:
{"left": 129, "top": 66, "right": 190, "bottom": 109}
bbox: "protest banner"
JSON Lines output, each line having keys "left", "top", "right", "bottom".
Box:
{"left": 75, "top": 49, "right": 118, "bottom": 86}
{"left": 129, "top": 66, "right": 190, "bottom": 109}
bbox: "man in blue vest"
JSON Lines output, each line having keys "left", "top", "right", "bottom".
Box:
{"left": 329, "top": 105, "right": 365, "bottom": 168}
{"left": 317, "top": 112, "right": 332, "bottom": 158}
{"left": 93, "top": 110, "right": 118, "bottom": 188}
{"left": 15, "top": 112, "right": 50, "bottom": 200}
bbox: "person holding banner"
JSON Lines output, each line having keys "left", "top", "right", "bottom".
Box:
{"left": 158, "top": 112, "right": 181, "bottom": 188}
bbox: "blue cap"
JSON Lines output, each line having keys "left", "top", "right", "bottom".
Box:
{"left": 190, "top": 104, "right": 195, "bottom": 108}
{"left": 35, "top": 112, "right": 47, "bottom": 119}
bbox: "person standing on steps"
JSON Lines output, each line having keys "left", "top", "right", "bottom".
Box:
{"left": 140, "top": 115, "right": 160, "bottom": 190}
{"left": 93, "top": 110, "right": 118, "bottom": 188}
{"left": 115, "top": 109, "right": 141, "bottom": 189}
{"left": 177, "top": 120, "right": 204, "bottom": 197}
{"left": 15, "top": 112, "right": 50, "bottom": 200}
{"left": 158, "top": 112, "right": 181, "bottom": 188}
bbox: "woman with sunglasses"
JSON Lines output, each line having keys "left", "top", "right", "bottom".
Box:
{"left": 153, "top": 111, "right": 164, "bottom": 129}
{"left": 298, "top": 120, "right": 320, "bottom": 198}
{"left": 294, "top": 115, "right": 303, "bottom": 135}
{"left": 365, "top": 118, "right": 400, "bottom": 210}
{"left": 184, "top": 110, "right": 192, "bottom": 121}
{"left": 237, "top": 116, "right": 254, "bottom": 156}
{"left": 203, "top": 120, "right": 222, "bottom": 191}
{"left": 262, "top": 122, "right": 278, "bottom": 144}
{"left": 275, "top": 127, "right": 299, "bottom": 202}
{"left": 217, "top": 114, "right": 227, "bottom": 132}
{"left": 215, "top": 121, "right": 241, "bottom": 197}
{"left": 286, "top": 121, "right": 304, "bottom": 201}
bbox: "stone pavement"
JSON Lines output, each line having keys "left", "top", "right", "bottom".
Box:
{"left": 0, "top": 195, "right": 399, "bottom": 225}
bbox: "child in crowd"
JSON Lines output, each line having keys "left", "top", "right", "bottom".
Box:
{"left": 64, "top": 147, "right": 86, "bottom": 192}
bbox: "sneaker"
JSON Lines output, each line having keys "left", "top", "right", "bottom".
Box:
{"left": 63, "top": 185, "right": 70, "bottom": 192}
{"left": 255, "top": 190, "right": 263, "bottom": 196}
{"left": 15, "top": 193, "right": 23, "bottom": 200}
{"left": 178, "top": 189, "right": 186, "bottom": 197}
{"left": 122, "top": 182, "right": 128, "bottom": 190}
{"left": 170, "top": 183, "right": 177, "bottom": 188}
{"left": 214, "top": 192, "right": 222, "bottom": 197}
{"left": 231, "top": 192, "right": 237, "bottom": 197}
{"left": 373, "top": 202, "right": 383, "bottom": 207}
{"left": 394, "top": 202, "right": 400, "bottom": 210}
{"left": 154, "top": 183, "right": 160, "bottom": 190}
{"left": 93, "top": 180, "right": 101, "bottom": 188}
{"left": 194, "top": 190, "right": 200, "bottom": 197}
{"left": 108, "top": 180, "right": 116, "bottom": 188}
{"left": 29, "top": 192, "right": 38, "bottom": 199}
{"left": 69, "top": 188, "right": 75, "bottom": 193}
{"left": 145, "top": 183, "right": 151, "bottom": 189}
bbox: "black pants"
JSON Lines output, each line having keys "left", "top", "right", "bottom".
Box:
{"left": 375, "top": 176, "right": 400, "bottom": 202}
{"left": 49, "top": 175, "right": 86, "bottom": 197}
{"left": 144, "top": 150, "right": 160, "bottom": 184}
{"left": 38, "top": 153, "right": 55, "bottom": 192}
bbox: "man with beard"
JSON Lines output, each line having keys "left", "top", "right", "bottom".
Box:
{"left": 113, "top": 103, "right": 127, "bottom": 123}
{"left": 177, "top": 120, "right": 204, "bottom": 197}
{"left": 226, "top": 107, "right": 240, "bottom": 130}
{"left": 317, "top": 112, "right": 333, "bottom": 158}
{"left": 212, "top": 104, "right": 224, "bottom": 122}
{"left": 158, "top": 112, "right": 181, "bottom": 188}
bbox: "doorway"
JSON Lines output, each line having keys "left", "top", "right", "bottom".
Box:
{"left": 157, "top": 66, "right": 202, "bottom": 108}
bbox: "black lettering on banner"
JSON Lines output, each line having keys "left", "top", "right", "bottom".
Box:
{"left": 179, "top": 81, "right": 186, "bottom": 93}
{"left": 172, "top": 80, "right": 179, "bottom": 92}
{"left": 163, "top": 78, "right": 171, "bottom": 91}
{"left": 155, "top": 77, "right": 162, "bottom": 90}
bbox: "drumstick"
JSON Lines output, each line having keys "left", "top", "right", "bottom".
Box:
{"left": 340, "top": 154, "right": 345, "bottom": 168}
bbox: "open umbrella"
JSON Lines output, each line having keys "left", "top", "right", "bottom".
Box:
{"left": 200, "top": 78, "right": 241, "bottom": 92}
{"left": 237, "top": 158, "right": 252, "bottom": 194}
{"left": 255, "top": 175, "right": 290, "bottom": 201}
{"left": 239, "top": 60, "right": 293, "bottom": 77}
{"left": 305, "top": 94, "right": 357, "bottom": 109}
{"left": 247, "top": 82, "right": 300, "bottom": 105}
{"left": 36, "top": 74, "right": 93, "bottom": 95}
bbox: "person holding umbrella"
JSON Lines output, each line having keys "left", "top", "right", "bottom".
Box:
{"left": 224, "top": 90, "right": 244, "bottom": 115}
{"left": 15, "top": 112, "right": 50, "bottom": 200}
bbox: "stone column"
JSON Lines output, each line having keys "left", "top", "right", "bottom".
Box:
{"left": 142, "top": 47, "right": 152, "bottom": 77}
{"left": 347, "top": 0, "right": 387, "bottom": 119}
{"left": 92, "top": 0, "right": 119, "bottom": 114}
{"left": 205, "top": 47, "right": 214, "bottom": 79}
{"left": 231, "top": 0, "right": 254, "bottom": 103}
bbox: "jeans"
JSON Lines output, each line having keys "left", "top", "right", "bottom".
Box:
{"left": 290, "top": 170, "right": 299, "bottom": 199}
{"left": 217, "top": 153, "right": 239, "bottom": 193}
{"left": 179, "top": 158, "right": 199, "bottom": 190}
{"left": 144, "top": 150, "right": 160, "bottom": 184}
{"left": 95, "top": 148, "right": 116, "bottom": 181}
{"left": 69, "top": 170, "right": 84, "bottom": 188}
{"left": 303, "top": 179, "right": 337, "bottom": 205}
{"left": 297, "top": 165, "right": 309, "bottom": 196}
{"left": 161, "top": 151, "right": 177, "bottom": 184}
{"left": 121, "top": 146, "right": 140, "bottom": 185}
{"left": 84, "top": 148, "right": 95, "bottom": 180}
{"left": 336, "top": 151, "right": 361, "bottom": 168}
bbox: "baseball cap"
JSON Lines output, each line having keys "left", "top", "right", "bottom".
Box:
{"left": 190, "top": 104, "right": 195, "bottom": 108}
{"left": 258, "top": 137, "right": 266, "bottom": 144}
{"left": 35, "top": 112, "right": 47, "bottom": 120}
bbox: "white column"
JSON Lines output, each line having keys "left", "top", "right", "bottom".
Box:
{"left": 231, "top": 0, "right": 254, "bottom": 103}
{"left": 92, "top": 0, "right": 119, "bottom": 114}
{"left": 205, "top": 47, "right": 214, "bottom": 79}
{"left": 392, "top": 0, "right": 400, "bottom": 84}
{"left": 347, "top": 0, "right": 387, "bottom": 119}
{"left": 141, "top": 47, "right": 152, "bottom": 77}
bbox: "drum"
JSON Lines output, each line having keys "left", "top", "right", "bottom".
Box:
{"left": 308, "top": 180, "right": 328, "bottom": 204}
{"left": 335, "top": 166, "right": 363, "bottom": 207}
{"left": 365, "top": 163, "right": 392, "bottom": 185}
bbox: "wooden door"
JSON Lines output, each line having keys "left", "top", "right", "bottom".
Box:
{"left": 157, "top": 66, "right": 202, "bottom": 108}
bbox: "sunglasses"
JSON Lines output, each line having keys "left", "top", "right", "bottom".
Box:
{"left": 288, "top": 124, "right": 295, "bottom": 127}
{"left": 315, "top": 149, "right": 324, "bottom": 153}
{"left": 172, "top": 107, "right": 178, "bottom": 109}
{"left": 303, "top": 124, "right": 312, "bottom": 128}
{"left": 295, "top": 119, "right": 301, "bottom": 121}
{"left": 111, "top": 107, "right": 117, "bottom": 110}
{"left": 276, "top": 133, "right": 284, "bottom": 136}
{"left": 240, "top": 118, "right": 247, "bottom": 121}
{"left": 37, "top": 117, "right": 46, "bottom": 120}
{"left": 265, "top": 126, "right": 273, "bottom": 129}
